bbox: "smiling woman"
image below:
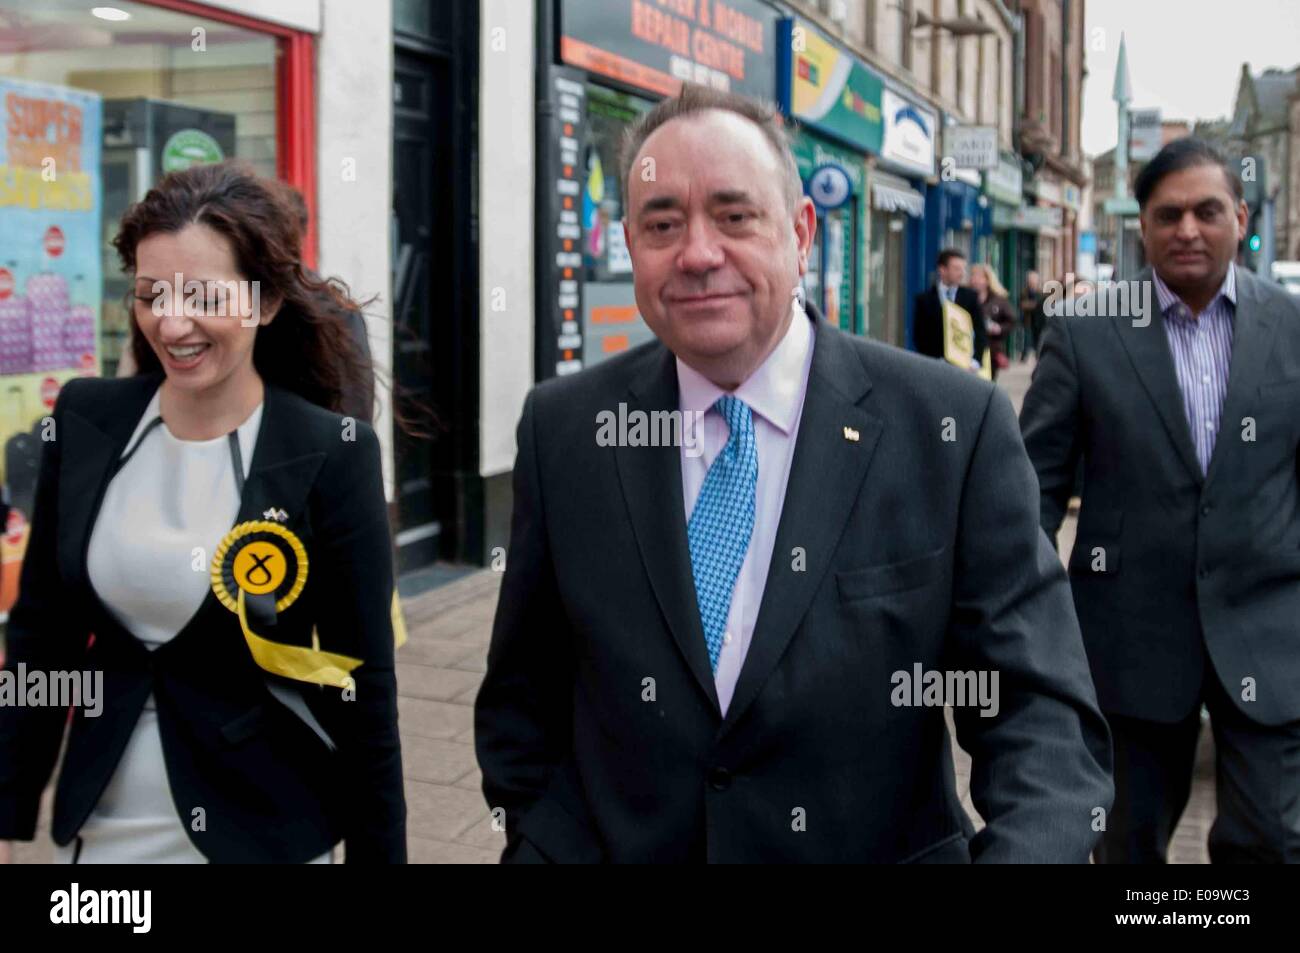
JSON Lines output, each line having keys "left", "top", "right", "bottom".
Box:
{"left": 113, "top": 161, "right": 374, "bottom": 427}
{"left": 0, "top": 161, "right": 407, "bottom": 864}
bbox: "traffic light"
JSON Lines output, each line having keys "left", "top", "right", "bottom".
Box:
{"left": 1248, "top": 234, "right": 1262, "bottom": 253}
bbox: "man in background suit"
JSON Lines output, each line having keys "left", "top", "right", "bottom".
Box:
{"left": 474, "top": 83, "right": 1111, "bottom": 863}
{"left": 1021, "top": 137, "right": 1300, "bottom": 863}
{"left": 913, "top": 248, "right": 987, "bottom": 370}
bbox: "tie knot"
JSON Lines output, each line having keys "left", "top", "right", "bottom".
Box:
{"left": 714, "top": 394, "right": 752, "bottom": 433}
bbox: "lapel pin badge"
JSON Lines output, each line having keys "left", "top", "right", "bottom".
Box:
{"left": 262, "top": 507, "right": 289, "bottom": 522}
{"left": 843, "top": 426, "right": 860, "bottom": 443}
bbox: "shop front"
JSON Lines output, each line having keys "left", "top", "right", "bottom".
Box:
{"left": 776, "top": 16, "right": 883, "bottom": 337}
{"left": 1028, "top": 174, "right": 1075, "bottom": 280}
{"left": 0, "top": 0, "right": 316, "bottom": 616}
{"left": 938, "top": 168, "right": 990, "bottom": 263}
{"left": 875, "top": 85, "right": 937, "bottom": 351}
{"left": 984, "top": 151, "right": 1027, "bottom": 308}
{"left": 992, "top": 203, "right": 1062, "bottom": 284}
{"left": 867, "top": 170, "right": 923, "bottom": 347}
{"left": 537, "top": 0, "right": 781, "bottom": 379}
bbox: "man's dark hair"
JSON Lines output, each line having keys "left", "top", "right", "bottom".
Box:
{"left": 1134, "top": 137, "right": 1244, "bottom": 210}
{"left": 619, "top": 82, "right": 801, "bottom": 213}
{"left": 936, "top": 248, "right": 966, "bottom": 268}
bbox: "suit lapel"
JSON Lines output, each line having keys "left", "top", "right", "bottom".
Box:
{"left": 58, "top": 373, "right": 162, "bottom": 591}
{"left": 613, "top": 347, "right": 720, "bottom": 713}
{"left": 1113, "top": 268, "right": 1203, "bottom": 485}
{"left": 1203, "top": 268, "right": 1279, "bottom": 490}
{"left": 722, "top": 320, "right": 881, "bottom": 734}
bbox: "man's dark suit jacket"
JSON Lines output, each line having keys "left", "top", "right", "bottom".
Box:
{"left": 475, "top": 304, "right": 1112, "bottom": 863}
{"left": 913, "top": 284, "right": 987, "bottom": 366}
{"left": 1020, "top": 266, "right": 1300, "bottom": 727}
{"left": 0, "top": 371, "right": 406, "bottom": 862}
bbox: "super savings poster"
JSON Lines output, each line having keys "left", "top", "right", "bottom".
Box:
{"left": 0, "top": 77, "right": 103, "bottom": 619}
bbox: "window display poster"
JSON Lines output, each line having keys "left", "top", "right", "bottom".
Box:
{"left": 0, "top": 76, "right": 103, "bottom": 617}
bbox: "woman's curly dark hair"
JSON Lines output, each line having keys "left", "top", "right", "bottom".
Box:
{"left": 112, "top": 160, "right": 382, "bottom": 422}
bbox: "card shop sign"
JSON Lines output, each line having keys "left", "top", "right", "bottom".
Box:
{"left": 560, "top": 0, "right": 777, "bottom": 100}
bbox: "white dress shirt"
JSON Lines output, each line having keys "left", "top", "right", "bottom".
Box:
{"left": 677, "top": 300, "right": 816, "bottom": 716}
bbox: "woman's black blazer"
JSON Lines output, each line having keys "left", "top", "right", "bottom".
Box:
{"left": 0, "top": 371, "right": 406, "bottom": 862}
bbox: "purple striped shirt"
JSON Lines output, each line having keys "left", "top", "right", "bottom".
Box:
{"left": 1153, "top": 264, "right": 1237, "bottom": 474}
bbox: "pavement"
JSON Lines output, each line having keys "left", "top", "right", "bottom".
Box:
{"left": 12, "top": 355, "right": 1215, "bottom": 864}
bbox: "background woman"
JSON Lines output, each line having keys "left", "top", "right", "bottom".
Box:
{"left": 970, "top": 263, "right": 1016, "bottom": 381}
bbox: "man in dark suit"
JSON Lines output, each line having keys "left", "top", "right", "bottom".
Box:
{"left": 1019, "top": 270, "right": 1046, "bottom": 360}
{"left": 474, "top": 83, "right": 1111, "bottom": 863}
{"left": 912, "top": 248, "right": 987, "bottom": 370}
{"left": 1021, "top": 137, "right": 1300, "bottom": 863}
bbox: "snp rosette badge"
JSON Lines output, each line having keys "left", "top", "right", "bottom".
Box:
{"left": 210, "top": 520, "right": 362, "bottom": 687}
{"left": 211, "top": 520, "right": 308, "bottom": 615}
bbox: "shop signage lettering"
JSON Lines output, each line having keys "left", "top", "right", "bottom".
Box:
{"left": 1, "top": 92, "right": 94, "bottom": 211}
{"left": 780, "top": 18, "right": 883, "bottom": 154}
{"left": 561, "top": 0, "right": 776, "bottom": 99}
{"left": 880, "top": 88, "right": 936, "bottom": 178}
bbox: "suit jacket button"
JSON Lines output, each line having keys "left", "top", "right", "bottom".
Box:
{"left": 709, "top": 767, "right": 732, "bottom": 791}
{"left": 1200, "top": 504, "right": 1212, "bottom": 516}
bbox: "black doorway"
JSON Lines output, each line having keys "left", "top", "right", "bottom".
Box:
{"left": 391, "top": 1, "right": 479, "bottom": 573}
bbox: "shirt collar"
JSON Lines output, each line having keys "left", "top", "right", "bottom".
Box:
{"left": 676, "top": 298, "right": 813, "bottom": 436}
{"left": 1153, "top": 262, "right": 1237, "bottom": 319}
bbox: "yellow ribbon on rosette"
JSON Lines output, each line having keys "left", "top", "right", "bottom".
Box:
{"left": 211, "top": 520, "right": 364, "bottom": 688}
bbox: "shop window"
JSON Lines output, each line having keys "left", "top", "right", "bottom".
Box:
{"left": 1, "top": 0, "right": 280, "bottom": 379}
{"left": 0, "top": 0, "right": 283, "bottom": 614}
{"left": 579, "top": 83, "right": 652, "bottom": 366}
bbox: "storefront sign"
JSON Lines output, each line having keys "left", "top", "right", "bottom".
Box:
{"left": 945, "top": 125, "right": 996, "bottom": 170}
{"left": 992, "top": 203, "right": 1063, "bottom": 231}
{"left": 778, "top": 18, "right": 882, "bottom": 154}
{"left": 0, "top": 76, "right": 103, "bottom": 613}
{"left": 880, "top": 88, "right": 936, "bottom": 179}
{"left": 161, "top": 128, "right": 224, "bottom": 173}
{"left": 790, "top": 131, "right": 865, "bottom": 192}
{"left": 983, "top": 152, "right": 1023, "bottom": 206}
{"left": 1103, "top": 195, "right": 1139, "bottom": 216}
{"left": 1128, "top": 108, "right": 1162, "bottom": 162}
{"left": 1032, "top": 177, "right": 1062, "bottom": 205}
{"left": 559, "top": 0, "right": 778, "bottom": 100}
{"left": 808, "top": 163, "right": 852, "bottom": 210}
{"left": 543, "top": 71, "right": 589, "bottom": 377}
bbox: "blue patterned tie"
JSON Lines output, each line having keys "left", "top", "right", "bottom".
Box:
{"left": 687, "top": 395, "right": 758, "bottom": 673}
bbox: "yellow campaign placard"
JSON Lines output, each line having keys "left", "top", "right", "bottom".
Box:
{"left": 942, "top": 299, "right": 975, "bottom": 369}
{"left": 941, "top": 300, "right": 992, "bottom": 380}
